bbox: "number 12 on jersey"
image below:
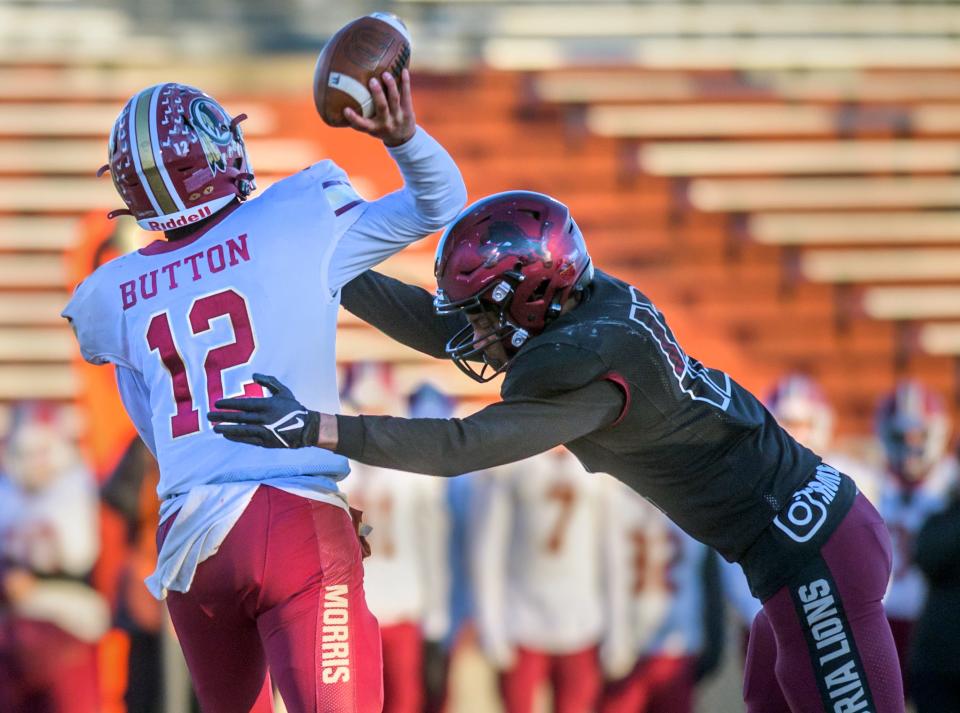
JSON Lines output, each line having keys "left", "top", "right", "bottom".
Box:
{"left": 146, "top": 288, "right": 262, "bottom": 438}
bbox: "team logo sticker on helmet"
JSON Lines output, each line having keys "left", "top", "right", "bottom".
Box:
{"left": 190, "top": 97, "right": 234, "bottom": 176}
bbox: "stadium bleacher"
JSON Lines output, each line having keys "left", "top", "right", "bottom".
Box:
{"left": 2, "top": 0, "right": 959, "bottom": 441}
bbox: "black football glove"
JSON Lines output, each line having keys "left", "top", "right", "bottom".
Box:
{"left": 208, "top": 374, "right": 320, "bottom": 449}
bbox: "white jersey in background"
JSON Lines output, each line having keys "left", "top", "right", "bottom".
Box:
{"left": 598, "top": 475, "right": 711, "bottom": 680}
{"left": 0, "top": 466, "right": 109, "bottom": 643}
{"left": 828, "top": 452, "right": 884, "bottom": 507}
{"left": 471, "top": 450, "right": 604, "bottom": 666}
{"left": 62, "top": 128, "right": 466, "bottom": 598}
{"left": 880, "top": 456, "right": 957, "bottom": 620}
{"left": 341, "top": 463, "right": 450, "bottom": 640}
{"left": 720, "top": 558, "right": 762, "bottom": 633}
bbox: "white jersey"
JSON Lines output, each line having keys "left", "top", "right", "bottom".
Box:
{"left": 62, "top": 128, "right": 466, "bottom": 598}
{"left": 471, "top": 451, "right": 604, "bottom": 665}
{"left": 827, "top": 451, "right": 884, "bottom": 507}
{"left": 880, "top": 456, "right": 957, "bottom": 620}
{"left": 720, "top": 558, "right": 761, "bottom": 630}
{"left": 598, "top": 475, "right": 710, "bottom": 679}
{"left": 340, "top": 463, "right": 449, "bottom": 639}
{"left": 0, "top": 467, "right": 109, "bottom": 642}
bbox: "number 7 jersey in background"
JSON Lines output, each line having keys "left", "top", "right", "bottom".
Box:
{"left": 64, "top": 161, "right": 367, "bottom": 499}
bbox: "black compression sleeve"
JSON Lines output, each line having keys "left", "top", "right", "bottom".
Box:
{"left": 340, "top": 270, "right": 466, "bottom": 359}
{"left": 335, "top": 379, "right": 624, "bottom": 476}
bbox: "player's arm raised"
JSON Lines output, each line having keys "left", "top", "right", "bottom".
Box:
{"left": 327, "top": 69, "right": 467, "bottom": 295}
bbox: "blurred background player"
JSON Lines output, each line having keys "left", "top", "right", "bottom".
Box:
{"left": 598, "top": 474, "right": 724, "bottom": 713}
{"left": 909, "top": 475, "right": 960, "bottom": 713}
{"left": 765, "top": 373, "right": 882, "bottom": 504}
{"left": 101, "top": 436, "right": 198, "bottom": 713}
{"left": 874, "top": 379, "right": 957, "bottom": 696}
{"left": 339, "top": 364, "right": 451, "bottom": 713}
{"left": 407, "top": 382, "right": 478, "bottom": 713}
{"left": 471, "top": 450, "right": 604, "bottom": 713}
{"left": 0, "top": 403, "right": 110, "bottom": 713}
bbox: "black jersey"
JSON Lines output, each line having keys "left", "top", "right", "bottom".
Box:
{"left": 503, "top": 269, "right": 824, "bottom": 558}
{"left": 337, "top": 269, "right": 856, "bottom": 599}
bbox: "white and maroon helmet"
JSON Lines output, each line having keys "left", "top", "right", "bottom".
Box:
{"left": 765, "top": 373, "right": 834, "bottom": 454}
{"left": 875, "top": 379, "right": 950, "bottom": 485}
{"left": 3, "top": 402, "right": 77, "bottom": 492}
{"left": 100, "top": 83, "right": 255, "bottom": 231}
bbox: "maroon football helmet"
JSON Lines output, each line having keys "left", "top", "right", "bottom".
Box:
{"left": 100, "top": 83, "right": 255, "bottom": 231}
{"left": 875, "top": 379, "right": 950, "bottom": 485}
{"left": 765, "top": 373, "right": 834, "bottom": 454}
{"left": 434, "top": 191, "right": 593, "bottom": 381}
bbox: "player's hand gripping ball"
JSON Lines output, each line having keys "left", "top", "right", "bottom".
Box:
{"left": 313, "top": 12, "right": 413, "bottom": 137}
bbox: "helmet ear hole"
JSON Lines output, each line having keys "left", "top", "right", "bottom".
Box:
{"left": 528, "top": 278, "right": 550, "bottom": 303}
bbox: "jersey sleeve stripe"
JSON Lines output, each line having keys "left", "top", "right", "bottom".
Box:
{"left": 334, "top": 199, "right": 364, "bottom": 217}
{"left": 603, "top": 371, "right": 632, "bottom": 428}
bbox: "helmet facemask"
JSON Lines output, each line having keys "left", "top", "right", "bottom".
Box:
{"left": 435, "top": 272, "right": 531, "bottom": 383}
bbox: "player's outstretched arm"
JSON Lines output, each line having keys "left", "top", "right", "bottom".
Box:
{"left": 208, "top": 373, "right": 624, "bottom": 476}
{"left": 340, "top": 270, "right": 468, "bottom": 360}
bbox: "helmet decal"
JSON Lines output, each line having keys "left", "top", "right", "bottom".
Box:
{"left": 479, "top": 221, "right": 551, "bottom": 269}
{"left": 131, "top": 86, "right": 181, "bottom": 216}
{"left": 190, "top": 97, "right": 232, "bottom": 176}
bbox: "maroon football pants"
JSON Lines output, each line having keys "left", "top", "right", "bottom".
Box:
{"left": 160, "top": 486, "right": 383, "bottom": 713}
{"left": 886, "top": 617, "right": 914, "bottom": 696}
{"left": 381, "top": 621, "right": 423, "bottom": 713}
{"left": 600, "top": 655, "right": 696, "bottom": 713}
{"left": 743, "top": 494, "right": 904, "bottom": 713}
{"left": 499, "top": 645, "right": 601, "bottom": 713}
{"left": 0, "top": 618, "right": 100, "bottom": 713}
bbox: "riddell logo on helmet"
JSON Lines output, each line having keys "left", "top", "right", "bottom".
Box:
{"left": 146, "top": 206, "right": 213, "bottom": 231}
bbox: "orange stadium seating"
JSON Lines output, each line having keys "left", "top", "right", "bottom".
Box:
{"left": 3, "top": 60, "right": 960, "bottom": 446}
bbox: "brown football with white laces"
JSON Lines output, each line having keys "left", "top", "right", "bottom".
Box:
{"left": 313, "top": 13, "right": 412, "bottom": 127}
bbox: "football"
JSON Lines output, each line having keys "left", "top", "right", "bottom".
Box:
{"left": 313, "top": 12, "right": 412, "bottom": 127}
